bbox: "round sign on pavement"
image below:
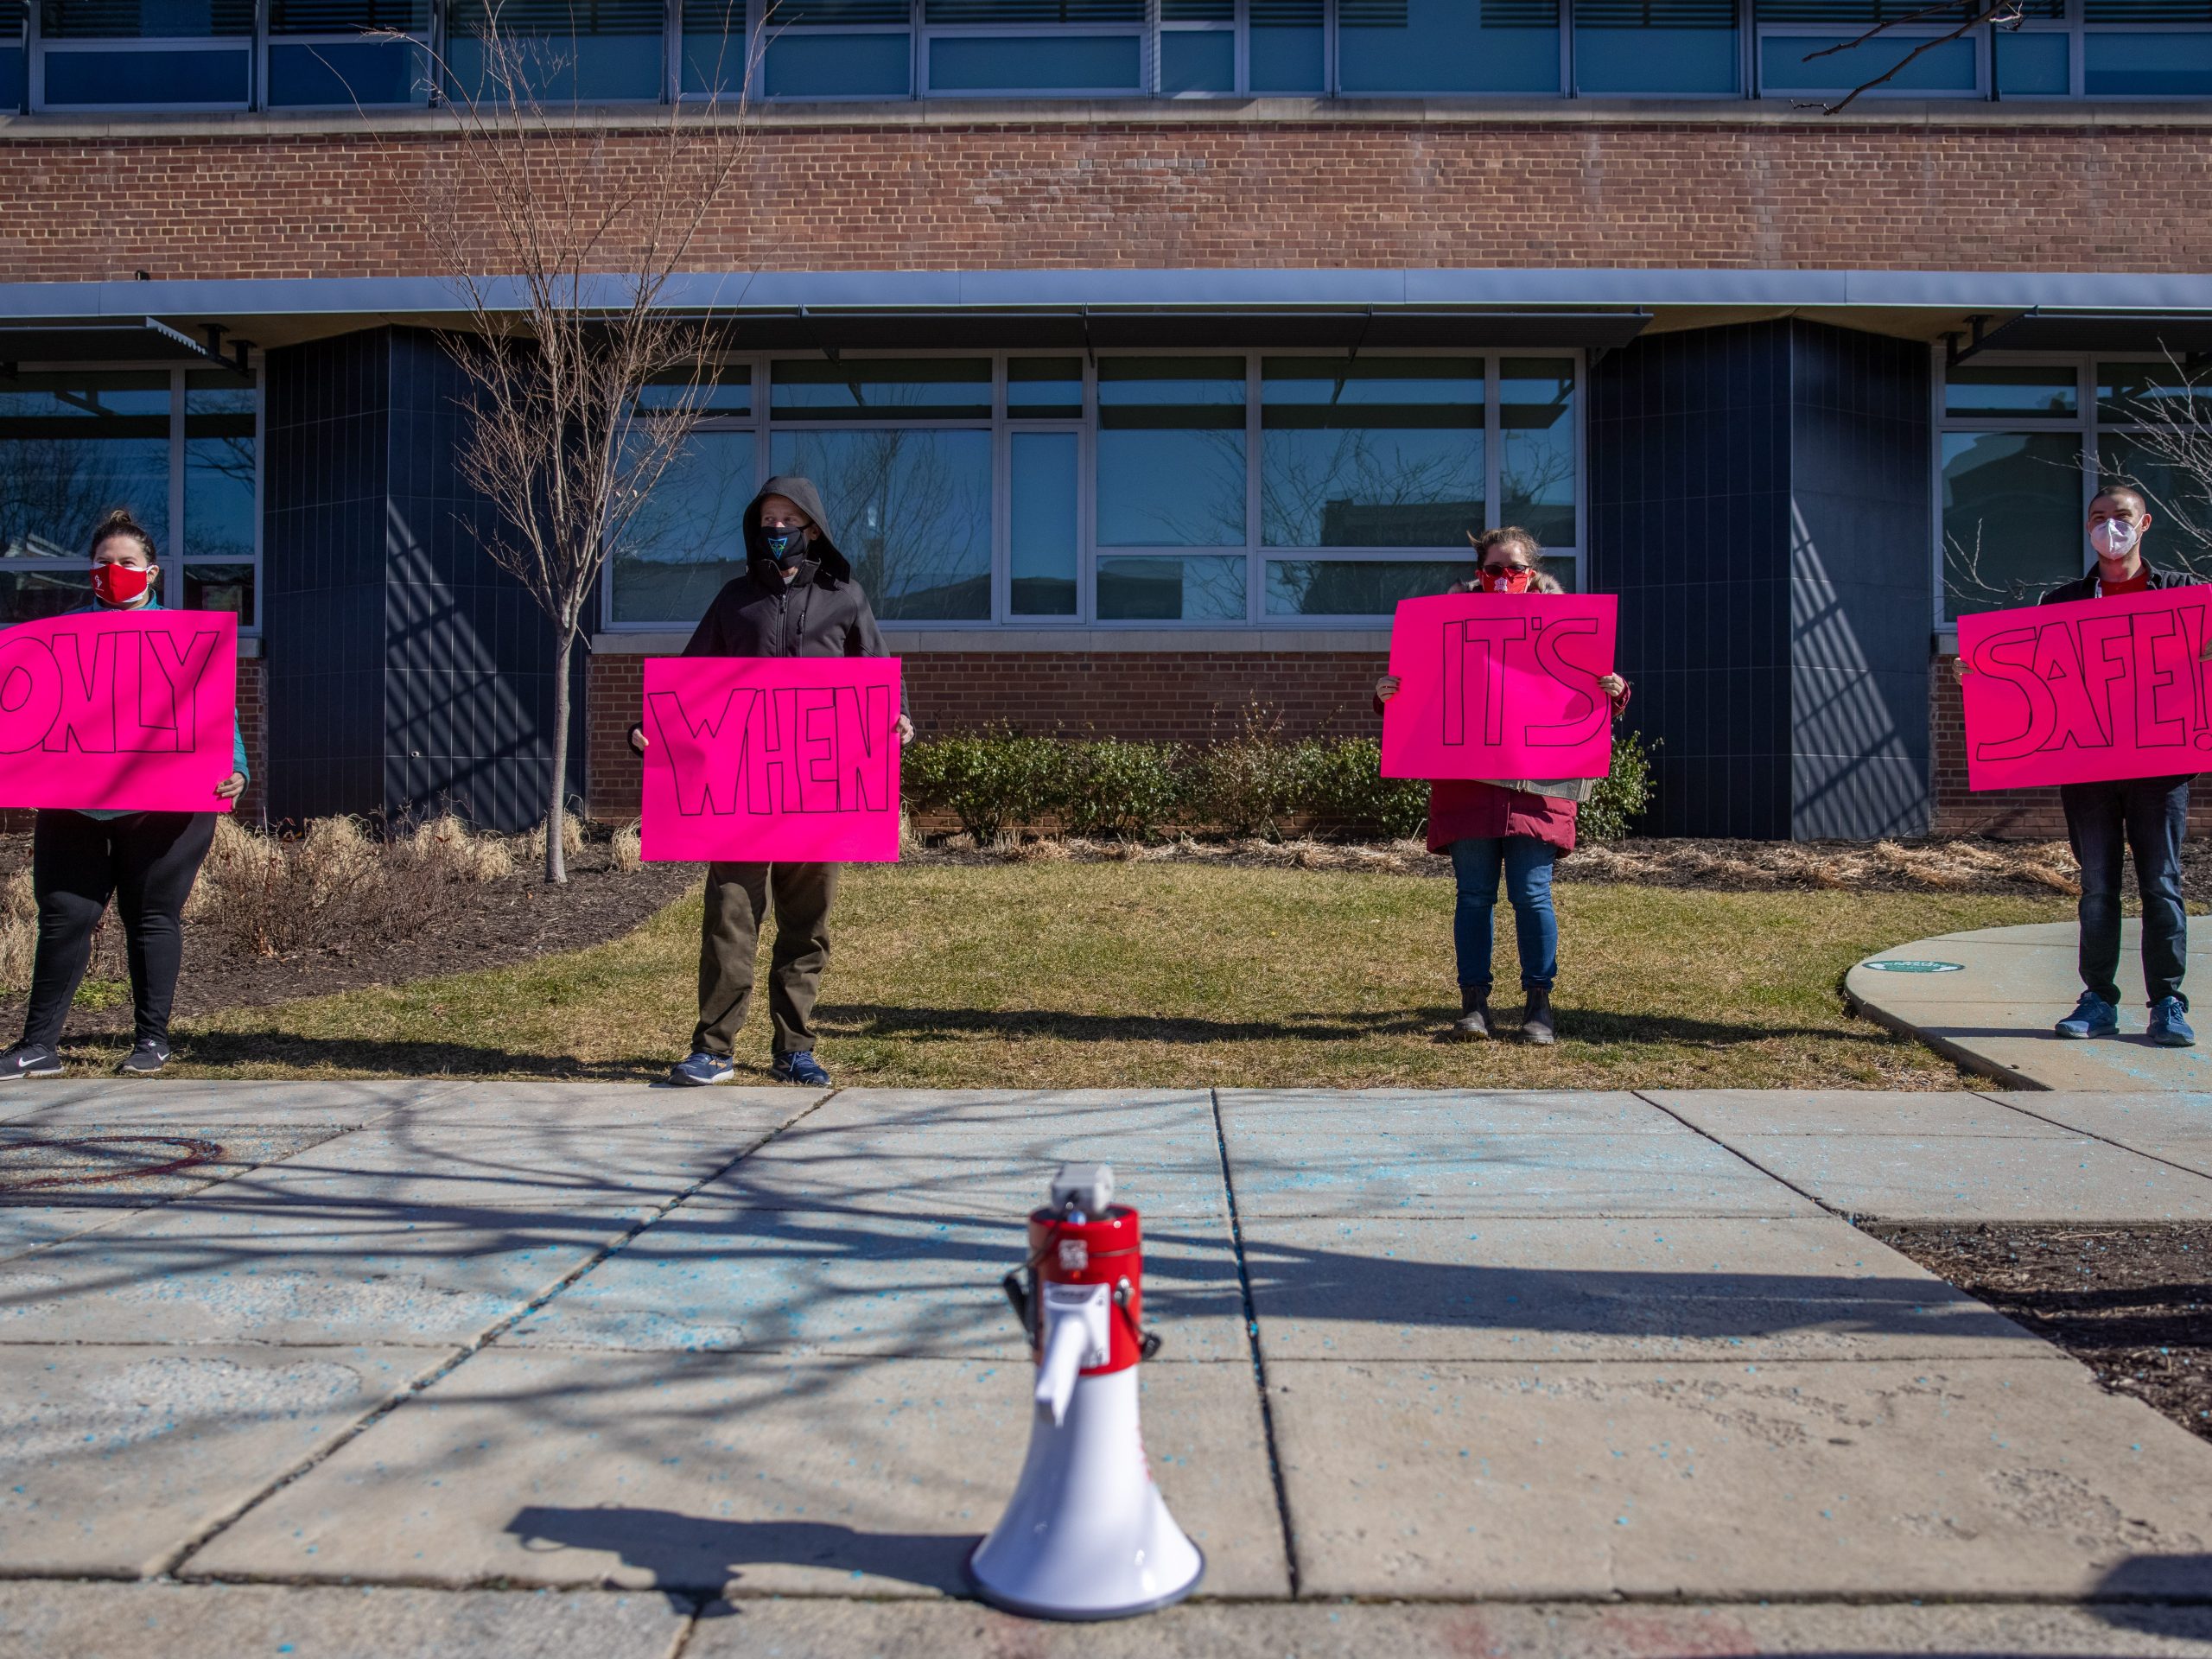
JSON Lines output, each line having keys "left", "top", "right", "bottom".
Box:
{"left": 1860, "top": 959, "right": 1965, "bottom": 974}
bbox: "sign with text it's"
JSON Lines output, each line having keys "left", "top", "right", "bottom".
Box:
{"left": 640, "top": 656, "right": 903, "bottom": 862}
{"left": 1958, "top": 586, "right": 2212, "bottom": 791}
{"left": 1380, "top": 592, "right": 1618, "bottom": 780}
{"left": 0, "top": 610, "right": 238, "bottom": 812}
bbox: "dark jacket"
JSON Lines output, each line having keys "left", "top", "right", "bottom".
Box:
{"left": 2041, "top": 560, "right": 2201, "bottom": 605}
{"left": 681, "top": 474, "right": 893, "bottom": 667}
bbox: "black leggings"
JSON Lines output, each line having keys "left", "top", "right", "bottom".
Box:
{"left": 20, "top": 810, "right": 216, "bottom": 1049}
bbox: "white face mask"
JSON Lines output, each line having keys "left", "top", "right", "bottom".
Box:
{"left": 2090, "top": 518, "right": 2140, "bottom": 560}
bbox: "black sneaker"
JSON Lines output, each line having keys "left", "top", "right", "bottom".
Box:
{"left": 0, "top": 1042, "right": 63, "bottom": 1081}
{"left": 118, "top": 1037, "right": 171, "bottom": 1076}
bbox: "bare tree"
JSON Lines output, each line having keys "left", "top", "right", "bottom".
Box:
{"left": 377, "top": 10, "right": 753, "bottom": 880}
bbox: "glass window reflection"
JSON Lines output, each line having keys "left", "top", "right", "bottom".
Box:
{"left": 1261, "top": 357, "right": 1484, "bottom": 549}
{"left": 1096, "top": 554, "right": 1246, "bottom": 621}
{"left": 612, "top": 429, "right": 759, "bottom": 624}
{"left": 772, "top": 427, "right": 993, "bottom": 620}
{"left": 1941, "top": 429, "right": 2082, "bottom": 619}
{"left": 1500, "top": 357, "right": 1577, "bottom": 549}
{"left": 1011, "top": 430, "right": 1078, "bottom": 616}
{"left": 1096, "top": 357, "right": 1246, "bottom": 548}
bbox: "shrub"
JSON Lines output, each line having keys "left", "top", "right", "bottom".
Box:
{"left": 1295, "top": 738, "right": 1431, "bottom": 842}
{"left": 524, "top": 813, "right": 587, "bottom": 864}
{"left": 1059, "top": 739, "right": 1184, "bottom": 841}
{"left": 1180, "top": 708, "right": 1303, "bottom": 839}
{"left": 401, "top": 813, "right": 514, "bottom": 881}
{"left": 1580, "top": 730, "right": 1658, "bottom": 843}
{"left": 903, "top": 727, "right": 1065, "bottom": 843}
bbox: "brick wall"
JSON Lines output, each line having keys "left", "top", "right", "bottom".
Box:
{"left": 582, "top": 647, "right": 1389, "bottom": 820}
{"left": 236, "top": 656, "right": 268, "bottom": 823}
{"left": 11, "top": 118, "right": 2212, "bottom": 282}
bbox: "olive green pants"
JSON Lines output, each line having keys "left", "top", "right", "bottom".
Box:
{"left": 693, "top": 861, "right": 840, "bottom": 1057}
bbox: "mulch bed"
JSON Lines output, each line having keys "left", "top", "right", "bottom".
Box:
{"left": 0, "top": 832, "right": 698, "bottom": 1035}
{"left": 1869, "top": 1222, "right": 2212, "bottom": 1446}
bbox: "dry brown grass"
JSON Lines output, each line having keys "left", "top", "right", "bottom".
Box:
{"left": 0, "top": 868, "right": 35, "bottom": 994}
{"left": 608, "top": 819, "right": 644, "bottom": 874}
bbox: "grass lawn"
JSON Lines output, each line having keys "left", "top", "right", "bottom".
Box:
{"left": 108, "top": 862, "right": 2073, "bottom": 1090}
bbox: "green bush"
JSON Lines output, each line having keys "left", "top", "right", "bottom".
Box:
{"left": 1060, "top": 738, "right": 1184, "bottom": 841}
{"left": 1580, "top": 729, "right": 1658, "bottom": 842}
{"left": 1294, "top": 738, "right": 1430, "bottom": 841}
{"left": 902, "top": 726, "right": 1064, "bottom": 843}
{"left": 899, "top": 721, "right": 1652, "bottom": 846}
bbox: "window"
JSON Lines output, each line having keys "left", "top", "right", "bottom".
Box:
{"left": 36, "top": 0, "right": 253, "bottom": 109}
{"left": 739, "top": 0, "right": 911, "bottom": 98}
{"left": 605, "top": 348, "right": 1583, "bottom": 630}
{"left": 2, "top": 2, "right": 26, "bottom": 111}
{"left": 1934, "top": 355, "right": 2212, "bottom": 624}
{"left": 923, "top": 0, "right": 1147, "bottom": 94}
{"left": 265, "top": 0, "right": 429, "bottom": 106}
{"left": 1576, "top": 0, "right": 1737, "bottom": 92}
{"left": 448, "top": 0, "right": 665, "bottom": 102}
{"left": 0, "top": 365, "right": 262, "bottom": 629}
{"left": 1755, "top": 0, "right": 1983, "bottom": 97}
{"left": 1338, "top": 0, "right": 1561, "bottom": 95}
{"left": 2086, "top": 0, "right": 2212, "bottom": 96}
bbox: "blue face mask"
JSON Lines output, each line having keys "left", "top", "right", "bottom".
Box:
{"left": 761, "top": 525, "right": 809, "bottom": 563}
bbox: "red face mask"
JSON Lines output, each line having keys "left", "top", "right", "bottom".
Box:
{"left": 1478, "top": 565, "right": 1534, "bottom": 595}
{"left": 90, "top": 563, "right": 153, "bottom": 607}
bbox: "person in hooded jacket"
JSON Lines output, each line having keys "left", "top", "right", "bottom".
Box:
{"left": 0, "top": 507, "right": 250, "bottom": 1083}
{"left": 629, "top": 476, "right": 912, "bottom": 1087}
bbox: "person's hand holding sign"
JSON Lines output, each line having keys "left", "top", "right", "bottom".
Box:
{"left": 215, "top": 772, "right": 245, "bottom": 801}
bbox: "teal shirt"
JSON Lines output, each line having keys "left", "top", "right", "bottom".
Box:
{"left": 54, "top": 594, "right": 250, "bottom": 819}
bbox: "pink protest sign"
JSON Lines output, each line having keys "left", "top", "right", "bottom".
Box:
{"left": 0, "top": 610, "right": 238, "bottom": 813}
{"left": 640, "top": 655, "right": 903, "bottom": 862}
{"left": 1380, "top": 592, "right": 1619, "bottom": 780}
{"left": 1957, "top": 585, "right": 2212, "bottom": 791}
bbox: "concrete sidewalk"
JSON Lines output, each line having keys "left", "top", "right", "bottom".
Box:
{"left": 3, "top": 1082, "right": 2210, "bottom": 1657}
{"left": 1848, "top": 918, "right": 2212, "bottom": 1091}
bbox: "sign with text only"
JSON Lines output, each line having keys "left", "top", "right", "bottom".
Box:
{"left": 1957, "top": 586, "right": 2212, "bottom": 791}
{"left": 1380, "top": 591, "right": 1618, "bottom": 780}
{"left": 0, "top": 610, "right": 238, "bottom": 813}
{"left": 640, "top": 655, "right": 903, "bottom": 862}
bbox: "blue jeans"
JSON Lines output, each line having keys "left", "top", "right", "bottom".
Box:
{"left": 2060, "top": 776, "right": 2190, "bottom": 1008}
{"left": 1448, "top": 836, "right": 1560, "bottom": 992}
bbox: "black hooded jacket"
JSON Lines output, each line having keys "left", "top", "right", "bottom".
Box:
{"left": 681, "top": 475, "right": 895, "bottom": 666}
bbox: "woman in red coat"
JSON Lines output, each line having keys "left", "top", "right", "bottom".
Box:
{"left": 1376, "top": 529, "right": 1630, "bottom": 1046}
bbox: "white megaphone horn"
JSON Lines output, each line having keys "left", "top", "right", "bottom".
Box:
{"left": 967, "top": 1162, "right": 1205, "bottom": 1621}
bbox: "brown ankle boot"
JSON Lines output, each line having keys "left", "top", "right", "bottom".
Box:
{"left": 1451, "top": 987, "right": 1491, "bottom": 1041}
{"left": 1521, "top": 987, "right": 1555, "bottom": 1046}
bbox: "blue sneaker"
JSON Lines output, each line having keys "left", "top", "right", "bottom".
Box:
{"left": 2149, "top": 997, "right": 2196, "bottom": 1048}
{"left": 2055, "top": 991, "right": 2120, "bottom": 1040}
{"left": 670, "top": 1051, "right": 737, "bottom": 1086}
{"left": 772, "top": 1050, "right": 830, "bottom": 1086}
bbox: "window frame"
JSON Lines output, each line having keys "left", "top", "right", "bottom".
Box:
{"left": 0, "top": 358, "right": 265, "bottom": 636}
{"left": 598, "top": 344, "right": 1586, "bottom": 633}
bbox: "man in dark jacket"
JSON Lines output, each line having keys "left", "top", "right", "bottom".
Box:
{"left": 630, "top": 475, "right": 912, "bottom": 1086}
{"left": 2041, "top": 486, "right": 2197, "bottom": 1046}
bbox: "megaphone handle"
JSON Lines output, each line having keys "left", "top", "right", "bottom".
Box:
{"left": 1112, "top": 1277, "right": 1163, "bottom": 1362}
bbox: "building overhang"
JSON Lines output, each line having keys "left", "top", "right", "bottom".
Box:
{"left": 3, "top": 271, "right": 2212, "bottom": 360}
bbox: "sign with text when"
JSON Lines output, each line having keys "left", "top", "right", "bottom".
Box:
{"left": 1380, "top": 592, "right": 1618, "bottom": 780}
{"left": 0, "top": 610, "right": 238, "bottom": 813}
{"left": 640, "top": 655, "right": 903, "bottom": 862}
{"left": 1957, "top": 586, "right": 2212, "bottom": 791}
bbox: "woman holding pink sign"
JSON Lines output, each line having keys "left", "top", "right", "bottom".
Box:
{"left": 1375, "top": 528, "right": 1630, "bottom": 1046}
{"left": 0, "top": 510, "right": 249, "bottom": 1084}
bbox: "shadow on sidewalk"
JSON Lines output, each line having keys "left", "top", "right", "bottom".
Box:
{"left": 505, "top": 1503, "right": 973, "bottom": 1606}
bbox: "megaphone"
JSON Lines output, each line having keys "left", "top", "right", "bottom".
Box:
{"left": 968, "top": 1162, "right": 1205, "bottom": 1620}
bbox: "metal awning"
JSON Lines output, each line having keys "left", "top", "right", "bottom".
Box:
{"left": 1963, "top": 308, "right": 2212, "bottom": 359}
{"left": 703, "top": 307, "right": 1653, "bottom": 353}
{"left": 0, "top": 317, "right": 234, "bottom": 368}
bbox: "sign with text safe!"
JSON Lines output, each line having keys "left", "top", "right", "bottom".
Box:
{"left": 640, "top": 656, "right": 903, "bottom": 862}
{"left": 1957, "top": 586, "right": 2212, "bottom": 791}
{"left": 1380, "top": 592, "right": 1619, "bottom": 780}
{"left": 0, "top": 610, "right": 238, "bottom": 813}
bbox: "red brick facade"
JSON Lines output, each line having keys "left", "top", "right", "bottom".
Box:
{"left": 583, "top": 646, "right": 1390, "bottom": 821}
{"left": 8, "top": 114, "right": 2212, "bottom": 282}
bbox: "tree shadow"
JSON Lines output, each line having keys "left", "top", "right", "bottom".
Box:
{"left": 505, "top": 1503, "right": 972, "bottom": 1609}
{"left": 160, "top": 1032, "right": 699, "bottom": 1083}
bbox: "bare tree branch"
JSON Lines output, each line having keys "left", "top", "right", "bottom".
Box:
{"left": 1809, "top": 0, "right": 2025, "bottom": 116}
